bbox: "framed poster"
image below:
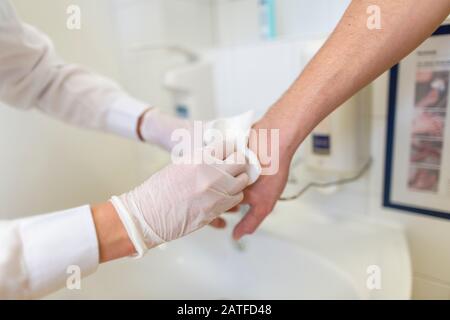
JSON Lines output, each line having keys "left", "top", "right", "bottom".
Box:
{"left": 384, "top": 24, "right": 450, "bottom": 220}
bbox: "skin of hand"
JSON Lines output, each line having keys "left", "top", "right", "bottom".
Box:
{"left": 232, "top": 0, "right": 450, "bottom": 240}
{"left": 91, "top": 202, "right": 136, "bottom": 263}
{"left": 210, "top": 113, "right": 297, "bottom": 233}
{"left": 230, "top": 110, "right": 301, "bottom": 239}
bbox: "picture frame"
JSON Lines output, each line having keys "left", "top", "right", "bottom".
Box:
{"left": 384, "top": 24, "right": 450, "bottom": 220}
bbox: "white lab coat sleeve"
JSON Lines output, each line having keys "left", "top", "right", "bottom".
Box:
{"left": 0, "top": 0, "right": 149, "bottom": 139}
{"left": 0, "top": 206, "right": 99, "bottom": 299}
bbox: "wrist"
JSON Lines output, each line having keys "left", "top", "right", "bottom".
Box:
{"left": 136, "top": 107, "right": 154, "bottom": 142}
{"left": 137, "top": 108, "right": 193, "bottom": 151}
{"left": 255, "top": 113, "right": 302, "bottom": 162}
{"left": 91, "top": 202, "right": 136, "bottom": 263}
{"left": 261, "top": 95, "right": 322, "bottom": 159}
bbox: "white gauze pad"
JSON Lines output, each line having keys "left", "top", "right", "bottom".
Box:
{"left": 204, "top": 111, "right": 262, "bottom": 185}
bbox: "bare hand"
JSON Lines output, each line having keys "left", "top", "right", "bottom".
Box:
{"left": 233, "top": 119, "right": 293, "bottom": 240}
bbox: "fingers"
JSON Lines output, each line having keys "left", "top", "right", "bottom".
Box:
{"left": 209, "top": 168, "right": 249, "bottom": 197}
{"left": 209, "top": 204, "right": 241, "bottom": 229}
{"left": 229, "top": 192, "right": 245, "bottom": 209}
{"left": 227, "top": 205, "right": 240, "bottom": 212}
{"left": 227, "top": 173, "right": 249, "bottom": 195}
{"left": 209, "top": 217, "right": 226, "bottom": 229}
{"left": 232, "top": 205, "right": 268, "bottom": 240}
{"left": 211, "top": 151, "right": 248, "bottom": 177}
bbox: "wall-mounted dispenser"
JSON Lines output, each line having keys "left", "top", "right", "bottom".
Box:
{"left": 305, "top": 89, "right": 372, "bottom": 177}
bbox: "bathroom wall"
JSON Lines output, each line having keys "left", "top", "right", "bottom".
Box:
{"left": 112, "top": 0, "right": 214, "bottom": 106}
{"left": 110, "top": 0, "right": 215, "bottom": 177}
{"left": 275, "top": 0, "right": 350, "bottom": 39}
{"left": 213, "top": 0, "right": 351, "bottom": 46}
{"left": 214, "top": 0, "right": 260, "bottom": 46}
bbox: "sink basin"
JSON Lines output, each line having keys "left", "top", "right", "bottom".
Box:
{"left": 47, "top": 201, "right": 411, "bottom": 300}
{"left": 47, "top": 226, "right": 361, "bottom": 300}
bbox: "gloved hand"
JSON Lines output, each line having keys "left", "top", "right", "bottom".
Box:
{"left": 110, "top": 150, "right": 249, "bottom": 257}
{"left": 140, "top": 109, "right": 261, "bottom": 181}
{"left": 139, "top": 108, "right": 193, "bottom": 152}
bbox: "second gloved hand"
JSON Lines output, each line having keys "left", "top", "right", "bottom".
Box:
{"left": 139, "top": 108, "right": 192, "bottom": 152}
{"left": 110, "top": 151, "right": 249, "bottom": 256}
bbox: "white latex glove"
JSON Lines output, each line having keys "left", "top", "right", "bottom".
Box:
{"left": 110, "top": 150, "right": 249, "bottom": 257}
{"left": 139, "top": 108, "right": 193, "bottom": 152}
{"left": 141, "top": 109, "right": 262, "bottom": 183}
{"left": 204, "top": 111, "right": 261, "bottom": 184}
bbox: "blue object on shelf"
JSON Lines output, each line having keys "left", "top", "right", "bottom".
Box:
{"left": 313, "top": 134, "right": 331, "bottom": 155}
{"left": 175, "top": 104, "right": 189, "bottom": 119}
{"left": 259, "top": 0, "right": 277, "bottom": 40}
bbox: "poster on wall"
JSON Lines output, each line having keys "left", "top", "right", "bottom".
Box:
{"left": 384, "top": 24, "right": 450, "bottom": 220}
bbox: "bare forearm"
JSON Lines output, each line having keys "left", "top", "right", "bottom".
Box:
{"left": 266, "top": 0, "right": 450, "bottom": 157}
{"left": 91, "top": 202, "right": 135, "bottom": 263}
{"left": 234, "top": 0, "right": 449, "bottom": 240}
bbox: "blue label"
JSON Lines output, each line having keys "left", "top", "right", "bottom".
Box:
{"left": 313, "top": 134, "right": 331, "bottom": 155}
{"left": 175, "top": 105, "right": 189, "bottom": 119}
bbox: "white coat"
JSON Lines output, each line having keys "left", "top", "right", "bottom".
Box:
{"left": 0, "top": 0, "right": 148, "bottom": 299}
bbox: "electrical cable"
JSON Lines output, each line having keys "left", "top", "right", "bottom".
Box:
{"left": 279, "top": 159, "right": 373, "bottom": 201}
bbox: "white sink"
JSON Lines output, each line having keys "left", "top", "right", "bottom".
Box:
{"left": 47, "top": 202, "right": 411, "bottom": 300}
{"left": 47, "top": 227, "right": 359, "bottom": 300}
